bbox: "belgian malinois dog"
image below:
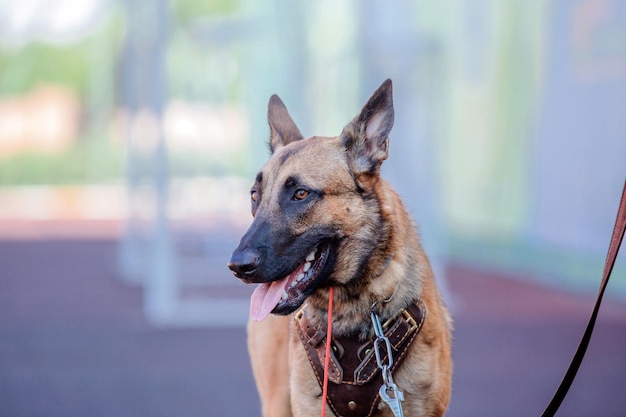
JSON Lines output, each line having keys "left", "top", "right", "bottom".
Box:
{"left": 228, "top": 80, "right": 452, "bottom": 417}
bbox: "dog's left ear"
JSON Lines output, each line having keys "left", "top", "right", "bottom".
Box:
{"left": 267, "top": 94, "right": 304, "bottom": 153}
{"left": 341, "top": 79, "right": 394, "bottom": 176}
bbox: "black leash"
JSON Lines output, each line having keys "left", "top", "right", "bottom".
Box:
{"left": 541, "top": 179, "right": 626, "bottom": 417}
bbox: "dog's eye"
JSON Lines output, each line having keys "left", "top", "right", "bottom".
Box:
{"left": 251, "top": 190, "right": 258, "bottom": 202}
{"left": 293, "top": 189, "right": 309, "bottom": 201}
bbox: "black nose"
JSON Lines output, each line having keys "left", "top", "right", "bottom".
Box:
{"left": 228, "top": 248, "right": 260, "bottom": 280}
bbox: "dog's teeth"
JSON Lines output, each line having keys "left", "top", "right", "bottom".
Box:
{"left": 306, "top": 251, "right": 316, "bottom": 262}
{"left": 303, "top": 262, "right": 311, "bottom": 272}
{"left": 296, "top": 273, "right": 305, "bottom": 282}
{"left": 281, "top": 290, "right": 288, "bottom": 300}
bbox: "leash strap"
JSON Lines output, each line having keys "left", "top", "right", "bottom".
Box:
{"left": 541, "top": 179, "right": 626, "bottom": 417}
{"left": 321, "top": 286, "right": 333, "bottom": 417}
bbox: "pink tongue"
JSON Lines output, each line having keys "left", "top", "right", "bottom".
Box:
{"left": 250, "top": 276, "right": 290, "bottom": 321}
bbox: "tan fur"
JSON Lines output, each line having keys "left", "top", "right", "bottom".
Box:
{"left": 248, "top": 314, "right": 293, "bottom": 417}
{"left": 239, "top": 80, "right": 452, "bottom": 417}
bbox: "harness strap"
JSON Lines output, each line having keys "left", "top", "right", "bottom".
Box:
{"left": 295, "top": 300, "right": 425, "bottom": 417}
{"left": 541, "top": 179, "right": 626, "bottom": 417}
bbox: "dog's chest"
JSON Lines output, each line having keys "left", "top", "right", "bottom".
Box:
{"left": 290, "top": 302, "right": 425, "bottom": 417}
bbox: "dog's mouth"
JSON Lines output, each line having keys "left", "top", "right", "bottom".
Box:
{"left": 249, "top": 243, "right": 331, "bottom": 321}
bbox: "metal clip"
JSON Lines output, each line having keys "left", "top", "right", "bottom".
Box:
{"left": 379, "top": 382, "right": 405, "bottom": 417}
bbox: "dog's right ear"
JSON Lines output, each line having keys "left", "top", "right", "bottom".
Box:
{"left": 267, "top": 95, "right": 304, "bottom": 153}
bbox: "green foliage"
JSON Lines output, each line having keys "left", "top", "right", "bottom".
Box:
{"left": 0, "top": 42, "right": 89, "bottom": 96}
{"left": 0, "top": 139, "right": 123, "bottom": 185}
{"left": 0, "top": 9, "right": 124, "bottom": 98}
{"left": 173, "top": 0, "right": 240, "bottom": 24}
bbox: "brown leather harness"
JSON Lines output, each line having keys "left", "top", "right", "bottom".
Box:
{"left": 294, "top": 300, "right": 426, "bottom": 417}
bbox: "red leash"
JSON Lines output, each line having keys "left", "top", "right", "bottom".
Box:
{"left": 321, "top": 286, "right": 334, "bottom": 417}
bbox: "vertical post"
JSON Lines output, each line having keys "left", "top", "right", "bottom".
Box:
{"left": 146, "top": 0, "right": 174, "bottom": 326}
{"left": 119, "top": 0, "right": 175, "bottom": 326}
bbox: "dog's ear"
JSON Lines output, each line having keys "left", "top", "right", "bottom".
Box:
{"left": 267, "top": 95, "right": 304, "bottom": 153}
{"left": 341, "top": 79, "right": 394, "bottom": 176}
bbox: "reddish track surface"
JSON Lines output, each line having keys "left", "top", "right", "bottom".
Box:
{"left": 0, "top": 236, "right": 624, "bottom": 417}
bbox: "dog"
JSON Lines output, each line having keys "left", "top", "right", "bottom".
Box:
{"left": 228, "top": 79, "right": 452, "bottom": 417}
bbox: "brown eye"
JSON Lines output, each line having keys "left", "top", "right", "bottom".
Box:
{"left": 294, "top": 189, "right": 309, "bottom": 201}
{"left": 251, "top": 190, "right": 258, "bottom": 202}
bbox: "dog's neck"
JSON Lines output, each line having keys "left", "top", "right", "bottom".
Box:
{"left": 371, "top": 253, "right": 394, "bottom": 280}
{"left": 305, "top": 242, "right": 425, "bottom": 339}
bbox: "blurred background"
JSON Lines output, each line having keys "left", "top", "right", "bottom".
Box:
{"left": 0, "top": 1, "right": 624, "bottom": 416}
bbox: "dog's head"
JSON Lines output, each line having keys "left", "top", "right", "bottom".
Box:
{"left": 228, "top": 79, "right": 395, "bottom": 321}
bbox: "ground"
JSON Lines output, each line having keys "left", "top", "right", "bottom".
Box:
{"left": 0, "top": 233, "right": 624, "bottom": 417}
